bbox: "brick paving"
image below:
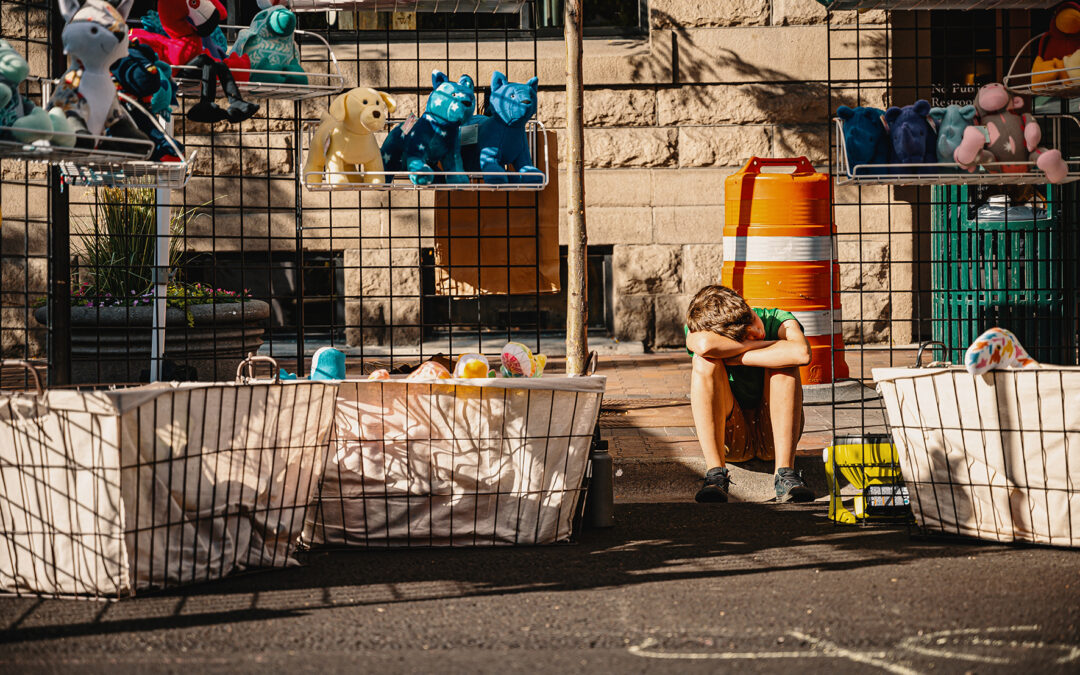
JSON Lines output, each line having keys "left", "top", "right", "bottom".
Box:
{"left": 552, "top": 347, "right": 913, "bottom": 464}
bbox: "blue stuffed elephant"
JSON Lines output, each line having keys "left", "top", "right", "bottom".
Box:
{"left": 883, "top": 100, "right": 938, "bottom": 174}
{"left": 465, "top": 71, "right": 543, "bottom": 184}
{"left": 928, "top": 104, "right": 977, "bottom": 170}
{"left": 836, "top": 105, "right": 889, "bottom": 176}
{"left": 229, "top": 6, "right": 307, "bottom": 86}
{"left": 381, "top": 70, "right": 475, "bottom": 186}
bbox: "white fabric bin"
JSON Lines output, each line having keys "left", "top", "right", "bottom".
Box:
{"left": 874, "top": 366, "right": 1080, "bottom": 547}
{"left": 0, "top": 379, "right": 339, "bottom": 597}
{"left": 304, "top": 375, "right": 606, "bottom": 547}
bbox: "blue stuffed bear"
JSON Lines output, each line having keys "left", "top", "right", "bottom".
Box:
{"left": 928, "top": 104, "right": 978, "bottom": 171}
{"left": 229, "top": 5, "right": 307, "bottom": 86}
{"left": 111, "top": 43, "right": 184, "bottom": 162}
{"left": 836, "top": 105, "right": 889, "bottom": 176}
{"left": 381, "top": 70, "right": 475, "bottom": 186}
{"left": 883, "top": 100, "right": 937, "bottom": 174}
{"left": 464, "top": 71, "right": 542, "bottom": 184}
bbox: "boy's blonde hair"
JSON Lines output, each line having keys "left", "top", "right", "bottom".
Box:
{"left": 686, "top": 285, "right": 756, "bottom": 341}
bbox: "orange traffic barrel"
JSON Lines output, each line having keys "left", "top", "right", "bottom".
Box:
{"left": 722, "top": 156, "right": 850, "bottom": 386}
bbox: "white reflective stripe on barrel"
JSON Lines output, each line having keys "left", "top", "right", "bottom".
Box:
{"left": 791, "top": 310, "right": 836, "bottom": 337}
{"left": 722, "top": 236, "right": 835, "bottom": 262}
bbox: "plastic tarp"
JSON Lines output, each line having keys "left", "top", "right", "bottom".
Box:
{"left": 304, "top": 375, "right": 606, "bottom": 547}
{"left": 874, "top": 366, "right": 1080, "bottom": 547}
{"left": 0, "top": 380, "right": 339, "bottom": 597}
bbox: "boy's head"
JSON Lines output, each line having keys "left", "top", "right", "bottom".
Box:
{"left": 686, "top": 285, "right": 762, "bottom": 341}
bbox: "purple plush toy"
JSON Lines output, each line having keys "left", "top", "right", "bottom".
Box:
{"left": 883, "top": 100, "right": 937, "bottom": 174}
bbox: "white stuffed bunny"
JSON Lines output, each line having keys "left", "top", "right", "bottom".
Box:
{"left": 47, "top": 0, "right": 149, "bottom": 152}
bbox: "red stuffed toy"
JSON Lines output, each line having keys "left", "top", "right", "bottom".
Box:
{"left": 130, "top": 0, "right": 259, "bottom": 123}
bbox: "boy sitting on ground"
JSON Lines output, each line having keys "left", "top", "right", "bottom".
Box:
{"left": 684, "top": 284, "right": 814, "bottom": 503}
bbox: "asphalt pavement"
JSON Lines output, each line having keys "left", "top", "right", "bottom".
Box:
{"left": 2, "top": 502, "right": 1078, "bottom": 674}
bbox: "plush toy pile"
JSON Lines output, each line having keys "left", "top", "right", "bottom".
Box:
{"left": 837, "top": 85, "right": 1069, "bottom": 182}
{"left": 1031, "top": 1, "right": 1080, "bottom": 89}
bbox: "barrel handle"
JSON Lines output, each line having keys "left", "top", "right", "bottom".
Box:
{"left": 742, "top": 156, "right": 816, "bottom": 174}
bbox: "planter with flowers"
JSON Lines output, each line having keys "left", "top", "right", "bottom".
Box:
{"left": 34, "top": 187, "right": 269, "bottom": 384}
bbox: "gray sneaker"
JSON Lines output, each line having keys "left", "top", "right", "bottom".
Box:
{"left": 695, "top": 466, "right": 733, "bottom": 503}
{"left": 775, "top": 467, "right": 813, "bottom": 503}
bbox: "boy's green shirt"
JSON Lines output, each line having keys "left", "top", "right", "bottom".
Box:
{"left": 685, "top": 307, "right": 801, "bottom": 408}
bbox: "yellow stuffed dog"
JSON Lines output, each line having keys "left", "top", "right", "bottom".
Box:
{"left": 304, "top": 86, "right": 396, "bottom": 185}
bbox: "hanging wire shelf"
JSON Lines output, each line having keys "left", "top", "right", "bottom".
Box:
{"left": 833, "top": 117, "right": 1080, "bottom": 186}
{"left": 0, "top": 128, "right": 153, "bottom": 164}
{"left": 287, "top": 0, "right": 531, "bottom": 13}
{"left": 303, "top": 119, "right": 549, "bottom": 191}
{"left": 56, "top": 152, "right": 196, "bottom": 189}
{"left": 1003, "top": 33, "right": 1080, "bottom": 99}
{"left": 818, "top": 0, "right": 1059, "bottom": 10}
{"left": 172, "top": 29, "right": 345, "bottom": 101}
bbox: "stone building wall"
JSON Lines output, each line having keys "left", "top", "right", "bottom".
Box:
{"left": 0, "top": 0, "right": 913, "bottom": 358}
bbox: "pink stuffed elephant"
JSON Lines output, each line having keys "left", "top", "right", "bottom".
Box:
{"left": 953, "top": 83, "right": 1068, "bottom": 183}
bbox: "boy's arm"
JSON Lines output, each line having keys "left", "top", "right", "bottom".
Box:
{"left": 685, "top": 330, "right": 773, "bottom": 360}
{"left": 722, "top": 320, "right": 812, "bottom": 368}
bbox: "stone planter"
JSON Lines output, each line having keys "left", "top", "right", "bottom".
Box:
{"left": 34, "top": 300, "right": 270, "bottom": 385}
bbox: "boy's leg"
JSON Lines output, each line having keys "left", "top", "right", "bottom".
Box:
{"left": 764, "top": 366, "right": 813, "bottom": 502}
{"left": 764, "top": 366, "right": 803, "bottom": 470}
{"left": 690, "top": 355, "right": 735, "bottom": 470}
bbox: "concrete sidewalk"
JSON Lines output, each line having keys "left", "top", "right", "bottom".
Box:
{"left": 568, "top": 348, "right": 916, "bottom": 503}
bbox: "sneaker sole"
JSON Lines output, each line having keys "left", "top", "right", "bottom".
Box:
{"left": 695, "top": 490, "right": 729, "bottom": 503}
{"left": 777, "top": 487, "right": 814, "bottom": 503}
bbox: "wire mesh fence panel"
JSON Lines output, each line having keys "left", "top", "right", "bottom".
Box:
{"left": 875, "top": 366, "right": 1080, "bottom": 547}
{"left": 825, "top": 6, "right": 1080, "bottom": 478}
{"left": 304, "top": 376, "right": 604, "bottom": 547}
{"left": 0, "top": 370, "right": 339, "bottom": 598}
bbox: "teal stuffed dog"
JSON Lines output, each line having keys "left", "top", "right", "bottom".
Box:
{"left": 0, "top": 39, "right": 55, "bottom": 143}
{"left": 468, "top": 71, "right": 542, "bottom": 184}
{"left": 381, "top": 70, "right": 475, "bottom": 186}
{"left": 229, "top": 5, "right": 307, "bottom": 85}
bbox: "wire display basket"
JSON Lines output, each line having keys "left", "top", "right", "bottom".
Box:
{"left": 303, "top": 375, "right": 605, "bottom": 547}
{"left": 832, "top": 117, "right": 1080, "bottom": 186}
{"left": 875, "top": 363, "right": 1080, "bottom": 548}
{"left": 171, "top": 30, "right": 345, "bottom": 101}
{"left": 1003, "top": 33, "right": 1080, "bottom": 99}
{"left": 56, "top": 152, "right": 195, "bottom": 190}
{"left": 287, "top": 0, "right": 531, "bottom": 13}
{"left": 303, "top": 120, "right": 549, "bottom": 191}
{"left": 0, "top": 128, "right": 153, "bottom": 164}
{"left": 817, "top": 0, "right": 1059, "bottom": 10}
{"left": 0, "top": 359, "right": 339, "bottom": 598}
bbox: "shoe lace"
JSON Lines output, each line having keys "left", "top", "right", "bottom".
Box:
{"left": 706, "top": 470, "right": 734, "bottom": 488}
{"left": 776, "top": 469, "right": 805, "bottom": 488}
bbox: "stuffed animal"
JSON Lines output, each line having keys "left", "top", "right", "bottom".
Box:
{"left": 464, "top": 71, "right": 543, "bottom": 184}
{"left": 406, "top": 360, "right": 451, "bottom": 380}
{"left": 381, "top": 70, "right": 475, "bottom": 186}
{"left": 1032, "top": 2, "right": 1080, "bottom": 89}
{"left": 111, "top": 43, "right": 184, "bottom": 161}
{"left": 954, "top": 83, "right": 1068, "bottom": 183}
{"left": 928, "top": 104, "right": 977, "bottom": 170}
{"left": 304, "top": 86, "right": 396, "bottom": 185}
{"left": 47, "top": 0, "right": 150, "bottom": 153}
{"left": 0, "top": 39, "right": 56, "bottom": 143}
{"left": 882, "top": 100, "right": 937, "bottom": 173}
{"left": 500, "top": 342, "right": 546, "bottom": 378}
{"left": 835, "top": 105, "right": 889, "bottom": 175}
{"left": 129, "top": 0, "right": 258, "bottom": 124}
{"left": 229, "top": 5, "right": 307, "bottom": 85}
{"left": 1065, "top": 49, "right": 1080, "bottom": 80}
{"left": 964, "top": 327, "right": 1039, "bottom": 376}
{"left": 453, "top": 353, "right": 491, "bottom": 378}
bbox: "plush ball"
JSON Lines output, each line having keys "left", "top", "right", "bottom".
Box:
{"left": 883, "top": 100, "right": 938, "bottom": 173}
{"left": 406, "top": 360, "right": 451, "bottom": 380}
{"left": 454, "top": 354, "right": 490, "bottom": 378}
{"left": 367, "top": 369, "right": 390, "bottom": 381}
{"left": 500, "top": 342, "right": 546, "bottom": 378}
{"left": 835, "top": 105, "right": 889, "bottom": 175}
{"left": 964, "top": 327, "right": 1039, "bottom": 375}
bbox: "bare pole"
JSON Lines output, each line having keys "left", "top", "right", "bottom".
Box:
{"left": 564, "top": 0, "right": 588, "bottom": 375}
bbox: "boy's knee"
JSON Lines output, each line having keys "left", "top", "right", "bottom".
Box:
{"left": 692, "top": 354, "right": 726, "bottom": 377}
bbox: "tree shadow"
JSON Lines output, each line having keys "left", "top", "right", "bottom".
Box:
{"left": 0, "top": 502, "right": 1011, "bottom": 644}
